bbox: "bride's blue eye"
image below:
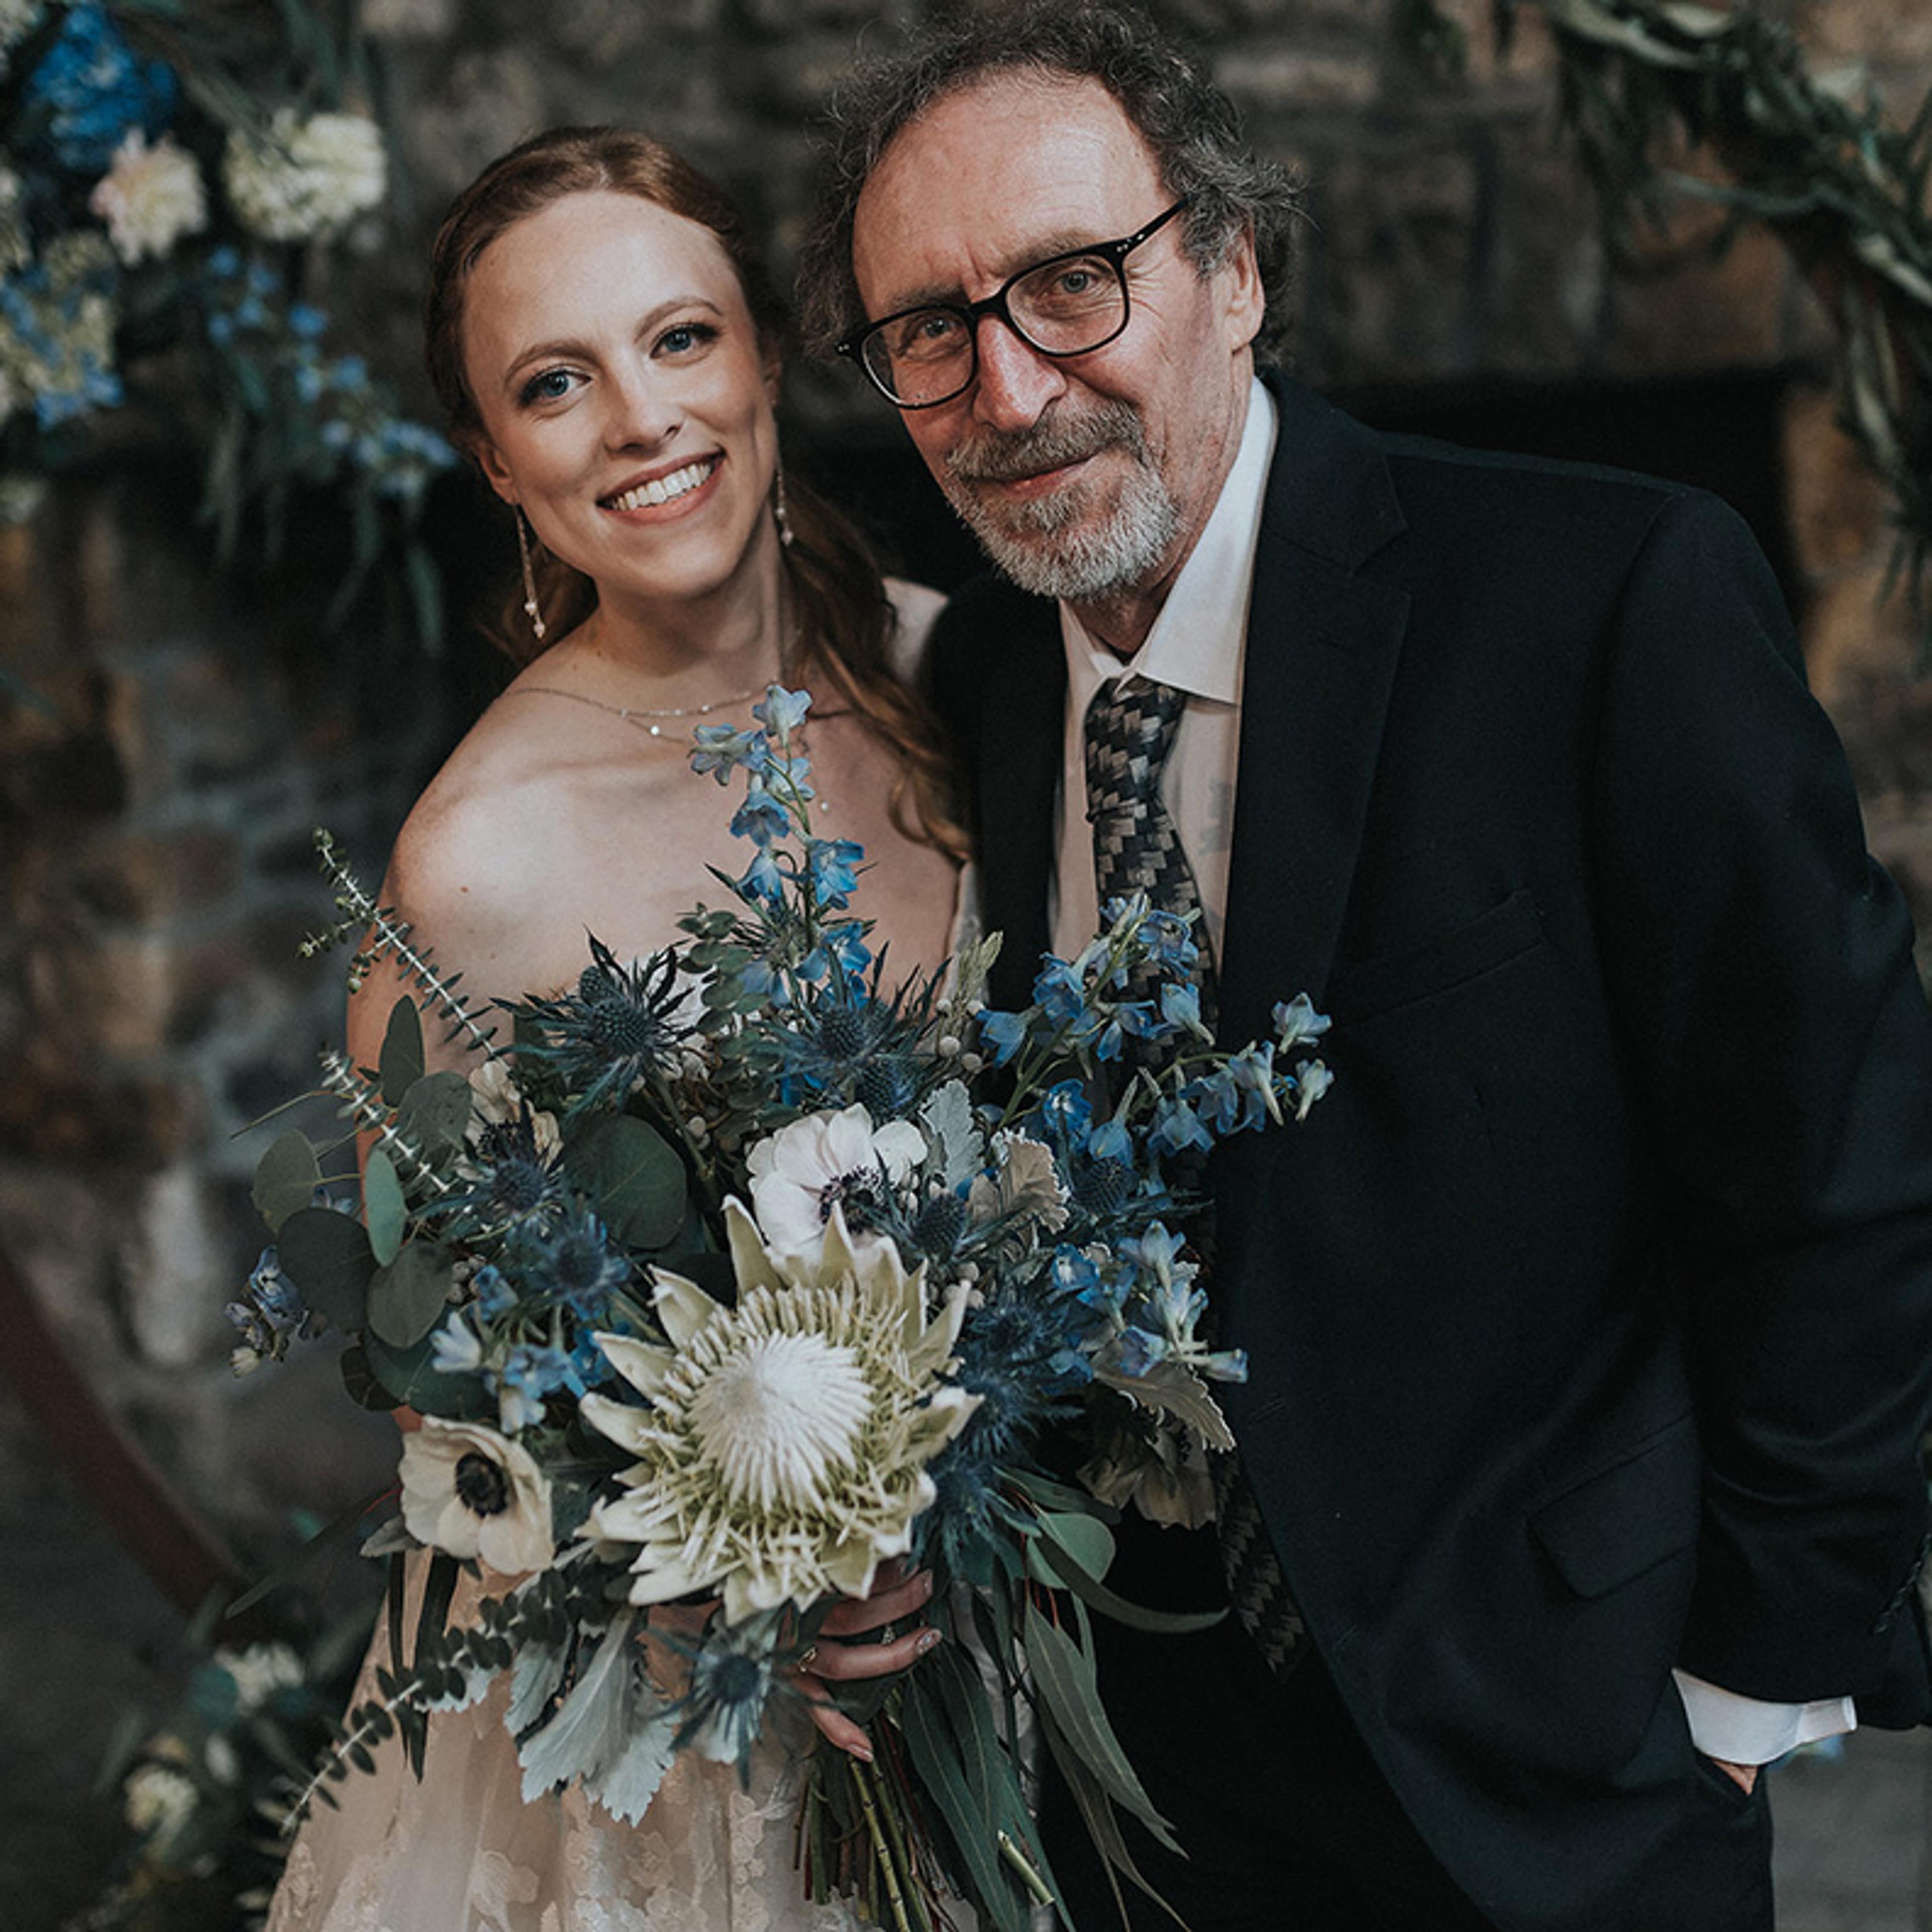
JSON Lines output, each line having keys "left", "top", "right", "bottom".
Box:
{"left": 657, "top": 321, "right": 718, "bottom": 357}
{"left": 518, "top": 367, "right": 577, "bottom": 406}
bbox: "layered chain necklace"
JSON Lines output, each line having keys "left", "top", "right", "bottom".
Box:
{"left": 507, "top": 680, "right": 767, "bottom": 739}
{"left": 500, "top": 621, "right": 835, "bottom": 810}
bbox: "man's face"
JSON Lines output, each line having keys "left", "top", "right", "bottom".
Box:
{"left": 851, "top": 74, "right": 1262, "bottom": 624}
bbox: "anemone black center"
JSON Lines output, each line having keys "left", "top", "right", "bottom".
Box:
{"left": 454, "top": 1451, "right": 510, "bottom": 1516}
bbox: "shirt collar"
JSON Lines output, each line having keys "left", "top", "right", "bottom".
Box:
{"left": 1062, "top": 375, "right": 1278, "bottom": 708}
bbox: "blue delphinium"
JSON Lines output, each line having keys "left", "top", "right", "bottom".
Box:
{"left": 225, "top": 1247, "right": 317, "bottom": 1371}
{"left": 24, "top": 3, "right": 177, "bottom": 173}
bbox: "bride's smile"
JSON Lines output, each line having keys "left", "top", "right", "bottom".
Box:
{"left": 461, "top": 188, "right": 783, "bottom": 631}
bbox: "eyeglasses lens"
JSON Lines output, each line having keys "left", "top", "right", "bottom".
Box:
{"left": 861, "top": 252, "right": 1128, "bottom": 408}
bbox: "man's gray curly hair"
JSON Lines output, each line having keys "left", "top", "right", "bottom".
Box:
{"left": 795, "top": 3, "right": 1304, "bottom": 367}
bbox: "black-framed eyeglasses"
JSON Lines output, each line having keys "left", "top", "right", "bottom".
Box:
{"left": 838, "top": 197, "right": 1192, "bottom": 410}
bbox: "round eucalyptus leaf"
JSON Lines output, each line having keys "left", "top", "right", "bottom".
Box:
{"left": 339, "top": 1343, "right": 400, "bottom": 1413}
{"left": 1026, "top": 1509, "right": 1117, "bottom": 1589}
{"left": 379, "top": 996, "right": 426, "bottom": 1106}
{"left": 393, "top": 1070, "right": 474, "bottom": 1158}
{"left": 251, "top": 1129, "right": 320, "bottom": 1233}
{"left": 569, "top": 1114, "right": 687, "bottom": 1250}
{"left": 276, "top": 1206, "right": 376, "bottom": 1332}
{"left": 363, "top": 1328, "right": 493, "bottom": 1420}
{"left": 363, "top": 1147, "right": 407, "bottom": 1267}
{"left": 367, "top": 1239, "right": 454, "bottom": 1349}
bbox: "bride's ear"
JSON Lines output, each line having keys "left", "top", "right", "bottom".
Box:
{"left": 473, "top": 437, "right": 517, "bottom": 504}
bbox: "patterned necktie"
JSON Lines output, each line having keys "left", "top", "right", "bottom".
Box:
{"left": 1083, "top": 676, "right": 1217, "bottom": 1035}
{"left": 1083, "top": 674, "right": 1306, "bottom": 1674}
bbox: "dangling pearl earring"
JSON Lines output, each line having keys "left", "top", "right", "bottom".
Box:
{"left": 772, "top": 463, "right": 795, "bottom": 550}
{"left": 515, "top": 507, "right": 547, "bottom": 643}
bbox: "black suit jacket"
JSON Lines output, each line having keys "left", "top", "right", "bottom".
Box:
{"left": 927, "top": 373, "right": 1932, "bottom": 1929}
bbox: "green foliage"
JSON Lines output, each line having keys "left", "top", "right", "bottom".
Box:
{"left": 273, "top": 1203, "right": 373, "bottom": 1331}
{"left": 1407, "top": 0, "right": 1932, "bottom": 620}
{"left": 565, "top": 1113, "right": 689, "bottom": 1251}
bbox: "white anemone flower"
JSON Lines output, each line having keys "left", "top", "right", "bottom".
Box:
{"left": 746, "top": 1102, "right": 925, "bottom": 1270}
{"left": 581, "top": 1199, "right": 978, "bottom": 1622}
{"left": 467, "top": 1056, "right": 560, "bottom": 1157}
{"left": 399, "top": 1417, "right": 554, "bottom": 1574}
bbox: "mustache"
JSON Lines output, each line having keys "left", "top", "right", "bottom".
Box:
{"left": 944, "top": 401, "right": 1146, "bottom": 486}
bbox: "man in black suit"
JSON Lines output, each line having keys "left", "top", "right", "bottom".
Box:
{"left": 797, "top": 8, "right": 1932, "bottom": 1928}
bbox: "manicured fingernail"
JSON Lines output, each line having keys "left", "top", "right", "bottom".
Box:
{"left": 915, "top": 1629, "right": 942, "bottom": 1655}
{"left": 849, "top": 1740, "right": 874, "bottom": 1762}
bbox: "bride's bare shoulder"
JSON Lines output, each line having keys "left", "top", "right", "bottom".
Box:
{"left": 378, "top": 691, "right": 603, "bottom": 993}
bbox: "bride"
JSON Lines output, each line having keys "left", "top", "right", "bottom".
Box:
{"left": 267, "top": 126, "right": 967, "bottom": 1931}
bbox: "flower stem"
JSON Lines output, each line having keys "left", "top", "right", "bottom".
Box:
{"left": 850, "top": 1756, "right": 923, "bottom": 1932}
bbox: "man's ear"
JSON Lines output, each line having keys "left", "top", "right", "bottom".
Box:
{"left": 1218, "top": 222, "right": 1265, "bottom": 355}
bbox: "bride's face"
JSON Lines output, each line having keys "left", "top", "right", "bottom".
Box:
{"left": 462, "top": 189, "right": 782, "bottom": 621}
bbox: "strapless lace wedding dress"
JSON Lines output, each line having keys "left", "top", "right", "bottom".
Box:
{"left": 265, "top": 1568, "right": 872, "bottom": 1932}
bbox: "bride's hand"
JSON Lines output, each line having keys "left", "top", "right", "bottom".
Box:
{"left": 795, "top": 1563, "right": 941, "bottom": 1760}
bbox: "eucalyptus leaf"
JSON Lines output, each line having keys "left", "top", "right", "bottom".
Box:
{"left": 1022, "top": 1599, "right": 1180, "bottom": 1852}
{"left": 899, "top": 1666, "right": 1034, "bottom": 1932}
{"left": 1035, "top": 1702, "right": 1159, "bottom": 1929}
{"left": 364, "top": 1328, "right": 493, "bottom": 1419}
{"left": 379, "top": 997, "right": 426, "bottom": 1105}
{"left": 368, "top": 1239, "right": 455, "bottom": 1349}
{"left": 252, "top": 1129, "right": 321, "bottom": 1233}
{"left": 568, "top": 1114, "right": 687, "bottom": 1250}
{"left": 363, "top": 1147, "right": 407, "bottom": 1267}
{"left": 340, "top": 1343, "right": 400, "bottom": 1413}
{"left": 1028, "top": 1528, "right": 1228, "bottom": 1636}
{"left": 276, "top": 1206, "right": 376, "bottom": 1331}
{"left": 393, "top": 1070, "right": 475, "bottom": 1158}
{"left": 1032, "top": 1509, "right": 1116, "bottom": 1582}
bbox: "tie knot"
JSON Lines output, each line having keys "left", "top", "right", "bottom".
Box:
{"left": 1084, "top": 676, "right": 1186, "bottom": 822}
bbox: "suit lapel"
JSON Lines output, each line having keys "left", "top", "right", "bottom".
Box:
{"left": 1217, "top": 378, "right": 1412, "bottom": 1048}
{"left": 969, "top": 595, "right": 1065, "bottom": 1014}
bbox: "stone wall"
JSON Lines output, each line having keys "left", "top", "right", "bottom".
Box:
{"left": 5, "top": 0, "right": 1930, "bottom": 1591}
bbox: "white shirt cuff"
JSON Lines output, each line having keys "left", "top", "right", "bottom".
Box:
{"left": 1671, "top": 1668, "right": 1857, "bottom": 1764}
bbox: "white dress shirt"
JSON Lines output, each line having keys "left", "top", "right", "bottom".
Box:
{"left": 1043, "top": 376, "right": 1852, "bottom": 1766}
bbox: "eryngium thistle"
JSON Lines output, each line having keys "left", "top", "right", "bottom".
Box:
{"left": 510, "top": 936, "right": 687, "bottom": 1114}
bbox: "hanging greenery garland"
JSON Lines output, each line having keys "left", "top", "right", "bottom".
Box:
{"left": 1404, "top": 0, "right": 1932, "bottom": 618}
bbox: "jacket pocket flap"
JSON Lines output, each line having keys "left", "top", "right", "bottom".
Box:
{"left": 1327, "top": 889, "right": 1543, "bottom": 1025}
{"left": 1531, "top": 1415, "right": 1701, "bottom": 1599}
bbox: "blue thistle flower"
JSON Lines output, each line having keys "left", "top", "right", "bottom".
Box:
{"left": 446, "top": 1112, "right": 566, "bottom": 1230}
{"left": 510, "top": 937, "right": 687, "bottom": 1114}
{"left": 674, "top": 1614, "right": 780, "bottom": 1784}
{"left": 505, "top": 1206, "right": 630, "bottom": 1321}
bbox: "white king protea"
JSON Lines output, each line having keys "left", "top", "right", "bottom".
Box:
{"left": 580, "top": 1199, "right": 978, "bottom": 1622}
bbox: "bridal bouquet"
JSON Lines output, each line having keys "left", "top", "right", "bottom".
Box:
{"left": 235, "top": 687, "right": 1331, "bottom": 1932}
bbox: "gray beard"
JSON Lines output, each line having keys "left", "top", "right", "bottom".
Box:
{"left": 941, "top": 407, "right": 1182, "bottom": 604}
